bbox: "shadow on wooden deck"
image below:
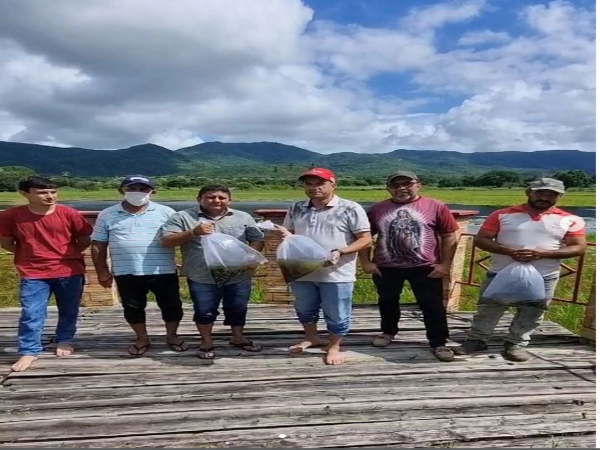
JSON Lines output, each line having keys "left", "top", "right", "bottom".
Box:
{"left": 0, "top": 305, "right": 595, "bottom": 448}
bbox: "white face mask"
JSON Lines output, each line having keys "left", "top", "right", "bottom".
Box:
{"left": 124, "top": 191, "right": 151, "bottom": 206}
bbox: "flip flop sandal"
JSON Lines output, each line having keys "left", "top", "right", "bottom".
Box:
{"left": 128, "top": 343, "right": 151, "bottom": 356}
{"left": 229, "top": 340, "right": 262, "bottom": 352}
{"left": 372, "top": 334, "right": 394, "bottom": 347}
{"left": 197, "top": 347, "right": 215, "bottom": 360}
{"left": 166, "top": 340, "right": 189, "bottom": 352}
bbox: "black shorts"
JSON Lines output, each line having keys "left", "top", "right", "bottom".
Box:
{"left": 114, "top": 274, "right": 183, "bottom": 324}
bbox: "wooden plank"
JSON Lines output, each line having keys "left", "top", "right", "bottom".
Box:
{"left": 448, "top": 434, "right": 596, "bottom": 448}
{"left": 0, "top": 390, "right": 594, "bottom": 426}
{"left": 2, "top": 372, "right": 594, "bottom": 408}
{"left": 4, "top": 365, "right": 593, "bottom": 390}
{"left": 0, "top": 383, "right": 594, "bottom": 434}
{"left": 2, "top": 354, "right": 595, "bottom": 380}
{"left": 0, "top": 412, "right": 593, "bottom": 447}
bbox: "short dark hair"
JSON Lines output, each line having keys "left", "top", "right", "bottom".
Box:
{"left": 198, "top": 184, "right": 231, "bottom": 198}
{"left": 18, "top": 176, "right": 57, "bottom": 192}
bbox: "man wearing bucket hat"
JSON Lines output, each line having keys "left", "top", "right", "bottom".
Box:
{"left": 278, "top": 168, "right": 372, "bottom": 365}
{"left": 359, "top": 170, "right": 459, "bottom": 362}
{"left": 91, "top": 175, "right": 187, "bottom": 356}
{"left": 454, "top": 178, "right": 587, "bottom": 361}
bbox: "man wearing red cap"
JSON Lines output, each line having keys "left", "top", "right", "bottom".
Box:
{"left": 278, "top": 168, "right": 372, "bottom": 365}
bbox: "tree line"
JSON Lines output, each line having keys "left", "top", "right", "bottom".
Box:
{"left": 0, "top": 166, "right": 595, "bottom": 192}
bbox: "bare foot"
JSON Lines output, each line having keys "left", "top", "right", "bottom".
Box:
{"left": 325, "top": 348, "right": 346, "bottom": 365}
{"left": 289, "top": 337, "right": 323, "bottom": 354}
{"left": 11, "top": 356, "right": 38, "bottom": 372}
{"left": 56, "top": 343, "right": 74, "bottom": 357}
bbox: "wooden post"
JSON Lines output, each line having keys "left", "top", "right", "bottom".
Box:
{"left": 580, "top": 271, "right": 596, "bottom": 343}
{"left": 80, "top": 212, "right": 118, "bottom": 307}
{"left": 444, "top": 211, "right": 479, "bottom": 312}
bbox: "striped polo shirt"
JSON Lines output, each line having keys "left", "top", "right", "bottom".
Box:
{"left": 92, "top": 202, "right": 176, "bottom": 276}
{"left": 481, "top": 204, "right": 585, "bottom": 276}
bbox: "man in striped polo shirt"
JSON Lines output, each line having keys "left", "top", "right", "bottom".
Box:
{"left": 455, "top": 178, "right": 587, "bottom": 362}
{"left": 160, "top": 184, "right": 265, "bottom": 360}
{"left": 91, "top": 175, "right": 186, "bottom": 356}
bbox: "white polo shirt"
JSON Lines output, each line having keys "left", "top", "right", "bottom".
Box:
{"left": 481, "top": 204, "right": 585, "bottom": 276}
{"left": 282, "top": 195, "right": 370, "bottom": 283}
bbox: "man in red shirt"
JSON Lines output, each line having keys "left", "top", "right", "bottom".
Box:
{"left": 0, "top": 176, "right": 92, "bottom": 371}
{"left": 359, "top": 171, "right": 459, "bottom": 362}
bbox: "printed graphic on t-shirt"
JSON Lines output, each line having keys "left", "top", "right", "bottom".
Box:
{"left": 384, "top": 208, "right": 427, "bottom": 266}
{"left": 369, "top": 197, "right": 459, "bottom": 269}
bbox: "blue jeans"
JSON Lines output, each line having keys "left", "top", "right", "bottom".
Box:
{"left": 19, "top": 275, "right": 85, "bottom": 356}
{"left": 468, "top": 272, "right": 559, "bottom": 346}
{"left": 187, "top": 278, "right": 252, "bottom": 326}
{"left": 290, "top": 281, "right": 354, "bottom": 336}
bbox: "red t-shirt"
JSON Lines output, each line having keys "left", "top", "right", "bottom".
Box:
{"left": 368, "top": 197, "right": 459, "bottom": 268}
{"left": 0, "top": 205, "right": 93, "bottom": 279}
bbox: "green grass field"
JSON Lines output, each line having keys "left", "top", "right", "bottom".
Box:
{"left": 0, "top": 186, "right": 595, "bottom": 207}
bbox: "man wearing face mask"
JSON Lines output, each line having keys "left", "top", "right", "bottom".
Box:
{"left": 91, "top": 175, "right": 186, "bottom": 356}
{"left": 359, "top": 170, "right": 459, "bottom": 362}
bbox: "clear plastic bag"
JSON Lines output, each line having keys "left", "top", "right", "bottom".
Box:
{"left": 202, "top": 233, "right": 268, "bottom": 286}
{"left": 480, "top": 262, "right": 547, "bottom": 308}
{"left": 276, "top": 235, "right": 330, "bottom": 284}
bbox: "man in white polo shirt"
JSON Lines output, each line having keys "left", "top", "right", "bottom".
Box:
{"left": 455, "top": 178, "right": 587, "bottom": 362}
{"left": 279, "top": 168, "right": 372, "bottom": 365}
{"left": 91, "top": 175, "right": 186, "bottom": 356}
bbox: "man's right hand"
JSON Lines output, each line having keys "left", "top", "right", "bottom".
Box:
{"left": 362, "top": 261, "right": 382, "bottom": 276}
{"left": 192, "top": 222, "right": 215, "bottom": 236}
{"left": 97, "top": 271, "right": 113, "bottom": 289}
{"left": 273, "top": 224, "right": 292, "bottom": 239}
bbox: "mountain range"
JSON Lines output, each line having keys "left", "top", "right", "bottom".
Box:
{"left": 0, "top": 140, "right": 594, "bottom": 178}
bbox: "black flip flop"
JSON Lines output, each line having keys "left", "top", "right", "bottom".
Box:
{"left": 229, "top": 340, "right": 262, "bottom": 352}
{"left": 128, "top": 343, "right": 151, "bottom": 356}
{"left": 166, "top": 340, "right": 189, "bottom": 352}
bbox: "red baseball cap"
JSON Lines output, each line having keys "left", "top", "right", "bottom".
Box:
{"left": 298, "top": 167, "right": 336, "bottom": 182}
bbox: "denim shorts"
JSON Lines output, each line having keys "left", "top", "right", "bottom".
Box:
{"left": 290, "top": 281, "right": 354, "bottom": 336}
{"left": 187, "top": 278, "right": 252, "bottom": 326}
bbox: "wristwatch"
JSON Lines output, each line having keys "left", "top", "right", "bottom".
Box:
{"left": 331, "top": 248, "right": 345, "bottom": 255}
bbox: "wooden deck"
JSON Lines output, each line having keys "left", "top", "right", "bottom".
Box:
{"left": 0, "top": 305, "right": 596, "bottom": 448}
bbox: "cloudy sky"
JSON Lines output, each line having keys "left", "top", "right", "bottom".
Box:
{"left": 0, "top": 0, "right": 595, "bottom": 153}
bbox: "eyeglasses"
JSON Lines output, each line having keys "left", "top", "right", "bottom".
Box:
{"left": 388, "top": 180, "right": 418, "bottom": 189}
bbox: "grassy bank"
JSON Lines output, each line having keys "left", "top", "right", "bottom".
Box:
{"left": 0, "top": 187, "right": 595, "bottom": 207}
{"left": 0, "top": 235, "right": 595, "bottom": 334}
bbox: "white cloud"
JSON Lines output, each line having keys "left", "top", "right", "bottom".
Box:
{"left": 457, "top": 29, "right": 511, "bottom": 46}
{"left": 0, "top": 0, "right": 594, "bottom": 154}
{"left": 309, "top": 23, "right": 436, "bottom": 78}
{"left": 402, "top": 0, "right": 487, "bottom": 31}
{"left": 148, "top": 130, "right": 204, "bottom": 150}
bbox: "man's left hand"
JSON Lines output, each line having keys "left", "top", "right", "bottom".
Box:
{"left": 325, "top": 250, "right": 342, "bottom": 267}
{"left": 428, "top": 263, "right": 450, "bottom": 278}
